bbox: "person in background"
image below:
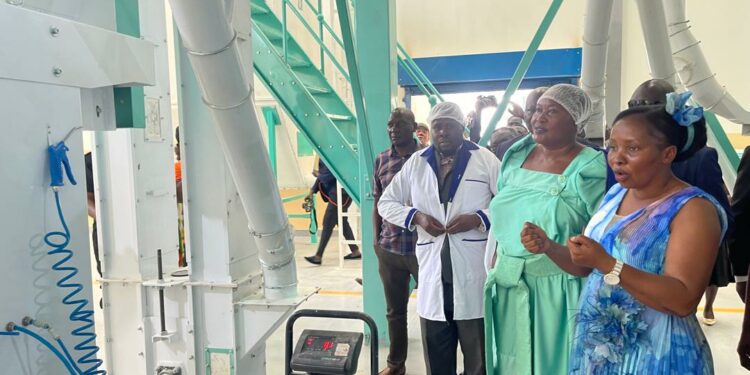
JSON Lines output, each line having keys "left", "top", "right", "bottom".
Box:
{"left": 739, "top": 279, "right": 750, "bottom": 370}
{"left": 523, "top": 87, "right": 549, "bottom": 131}
{"left": 379, "top": 102, "right": 499, "bottom": 375}
{"left": 175, "top": 126, "right": 186, "bottom": 267}
{"left": 304, "top": 159, "right": 361, "bottom": 265}
{"left": 466, "top": 95, "right": 498, "bottom": 143}
{"left": 372, "top": 108, "right": 421, "bottom": 375}
{"left": 732, "top": 146, "right": 750, "bottom": 301}
{"left": 630, "top": 79, "right": 734, "bottom": 326}
{"left": 484, "top": 84, "right": 606, "bottom": 375}
{"left": 506, "top": 115, "right": 524, "bottom": 129}
{"left": 487, "top": 118, "right": 528, "bottom": 160}
{"left": 416, "top": 122, "right": 431, "bottom": 147}
{"left": 84, "top": 152, "right": 102, "bottom": 278}
{"left": 524, "top": 93, "right": 725, "bottom": 373}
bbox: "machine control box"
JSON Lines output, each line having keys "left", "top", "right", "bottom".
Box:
{"left": 290, "top": 329, "right": 363, "bottom": 375}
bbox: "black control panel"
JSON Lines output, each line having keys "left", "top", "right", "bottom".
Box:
{"left": 290, "top": 329, "right": 363, "bottom": 375}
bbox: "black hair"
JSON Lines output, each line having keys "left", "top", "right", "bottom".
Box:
{"left": 388, "top": 107, "right": 416, "bottom": 125}
{"left": 612, "top": 104, "right": 706, "bottom": 163}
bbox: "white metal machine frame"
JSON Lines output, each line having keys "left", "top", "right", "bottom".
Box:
{"left": 1, "top": 1, "right": 309, "bottom": 374}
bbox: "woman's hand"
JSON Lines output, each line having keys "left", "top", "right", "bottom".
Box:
{"left": 568, "top": 235, "right": 614, "bottom": 272}
{"left": 520, "top": 222, "right": 551, "bottom": 254}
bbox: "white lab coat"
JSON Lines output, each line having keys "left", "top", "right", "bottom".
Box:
{"left": 378, "top": 141, "right": 499, "bottom": 321}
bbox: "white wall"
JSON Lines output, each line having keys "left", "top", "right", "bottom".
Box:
{"left": 397, "top": 0, "right": 586, "bottom": 57}
{"left": 396, "top": 0, "right": 750, "bottom": 141}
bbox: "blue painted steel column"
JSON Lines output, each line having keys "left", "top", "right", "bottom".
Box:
{"left": 352, "top": 0, "right": 396, "bottom": 347}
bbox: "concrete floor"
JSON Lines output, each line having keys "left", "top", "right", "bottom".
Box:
{"left": 265, "top": 235, "right": 750, "bottom": 375}
{"left": 90, "top": 234, "right": 748, "bottom": 374}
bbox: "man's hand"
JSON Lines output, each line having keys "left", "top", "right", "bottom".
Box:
{"left": 414, "top": 212, "right": 445, "bottom": 237}
{"left": 446, "top": 214, "right": 481, "bottom": 234}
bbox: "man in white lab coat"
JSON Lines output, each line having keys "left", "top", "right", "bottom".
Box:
{"left": 378, "top": 102, "right": 499, "bottom": 375}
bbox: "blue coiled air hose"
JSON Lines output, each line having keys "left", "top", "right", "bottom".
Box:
{"left": 6, "top": 325, "right": 78, "bottom": 375}
{"left": 44, "top": 140, "right": 106, "bottom": 375}
{"left": 44, "top": 190, "right": 106, "bottom": 375}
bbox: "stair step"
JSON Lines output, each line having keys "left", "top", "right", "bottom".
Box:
{"left": 288, "top": 59, "right": 312, "bottom": 69}
{"left": 327, "top": 114, "right": 354, "bottom": 122}
{"left": 250, "top": 2, "right": 271, "bottom": 15}
{"left": 262, "top": 27, "right": 291, "bottom": 42}
{"left": 305, "top": 85, "right": 332, "bottom": 95}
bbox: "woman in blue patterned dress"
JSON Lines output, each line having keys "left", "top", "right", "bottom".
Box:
{"left": 520, "top": 92, "right": 727, "bottom": 374}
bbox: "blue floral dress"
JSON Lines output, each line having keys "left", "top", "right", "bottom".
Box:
{"left": 569, "top": 184, "right": 727, "bottom": 374}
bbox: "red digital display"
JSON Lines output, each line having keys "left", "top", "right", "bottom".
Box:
{"left": 302, "top": 335, "right": 336, "bottom": 352}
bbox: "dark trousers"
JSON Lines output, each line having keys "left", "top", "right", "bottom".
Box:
{"left": 375, "top": 246, "right": 419, "bottom": 370}
{"left": 420, "top": 316, "right": 485, "bottom": 375}
{"left": 314, "top": 201, "right": 357, "bottom": 257}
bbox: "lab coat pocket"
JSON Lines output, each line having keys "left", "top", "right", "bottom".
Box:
{"left": 456, "top": 238, "right": 489, "bottom": 280}
{"left": 415, "top": 239, "right": 442, "bottom": 283}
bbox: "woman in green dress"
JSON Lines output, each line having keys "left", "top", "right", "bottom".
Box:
{"left": 484, "top": 84, "right": 607, "bottom": 375}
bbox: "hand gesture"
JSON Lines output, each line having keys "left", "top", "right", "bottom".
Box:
{"left": 520, "top": 222, "right": 551, "bottom": 254}
{"left": 414, "top": 212, "right": 445, "bottom": 237}
{"left": 446, "top": 214, "right": 481, "bottom": 234}
{"left": 568, "top": 235, "right": 610, "bottom": 270}
{"left": 508, "top": 102, "right": 525, "bottom": 119}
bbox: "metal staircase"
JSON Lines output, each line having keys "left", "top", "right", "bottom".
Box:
{"left": 250, "top": 0, "right": 361, "bottom": 201}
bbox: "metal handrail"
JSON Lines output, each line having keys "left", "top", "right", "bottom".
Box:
{"left": 302, "top": 0, "right": 346, "bottom": 49}
{"left": 397, "top": 43, "right": 444, "bottom": 103}
{"left": 397, "top": 55, "right": 436, "bottom": 106}
{"left": 280, "top": 0, "right": 350, "bottom": 82}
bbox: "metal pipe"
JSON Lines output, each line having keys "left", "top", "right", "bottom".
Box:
{"left": 663, "top": 0, "right": 750, "bottom": 126}
{"left": 157, "top": 249, "right": 166, "bottom": 335}
{"left": 634, "top": 0, "right": 678, "bottom": 85}
{"left": 317, "top": 0, "right": 325, "bottom": 75}
{"left": 282, "top": 0, "right": 288, "bottom": 62}
{"left": 168, "top": 0, "right": 297, "bottom": 299}
{"left": 479, "top": 0, "right": 564, "bottom": 146}
{"left": 580, "top": 0, "right": 614, "bottom": 139}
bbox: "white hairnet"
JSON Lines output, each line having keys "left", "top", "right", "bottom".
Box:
{"left": 427, "top": 102, "right": 465, "bottom": 128}
{"left": 538, "top": 84, "right": 592, "bottom": 129}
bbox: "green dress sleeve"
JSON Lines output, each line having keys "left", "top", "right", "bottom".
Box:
{"left": 573, "top": 151, "right": 607, "bottom": 217}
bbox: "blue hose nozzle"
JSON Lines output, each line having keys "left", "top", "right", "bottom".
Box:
{"left": 48, "top": 141, "right": 77, "bottom": 188}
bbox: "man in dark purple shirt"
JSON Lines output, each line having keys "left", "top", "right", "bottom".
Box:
{"left": 372, "top": 108, "right": 421, "bottom": 375}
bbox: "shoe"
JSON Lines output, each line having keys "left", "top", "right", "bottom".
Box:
{"left": 355, "top": 277, "right": 363, "bottom": 286}
{"left": 304, "top": 256, "right": 322, "bottom": 265}
{"left": 344, "top": 252, "right": 362, "bottom": 260}
{"left": 378, "top": 366, "right": 405, "bottom": 375}
{"left": 702, "top": 317, "right": 717, "bottom": 326}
